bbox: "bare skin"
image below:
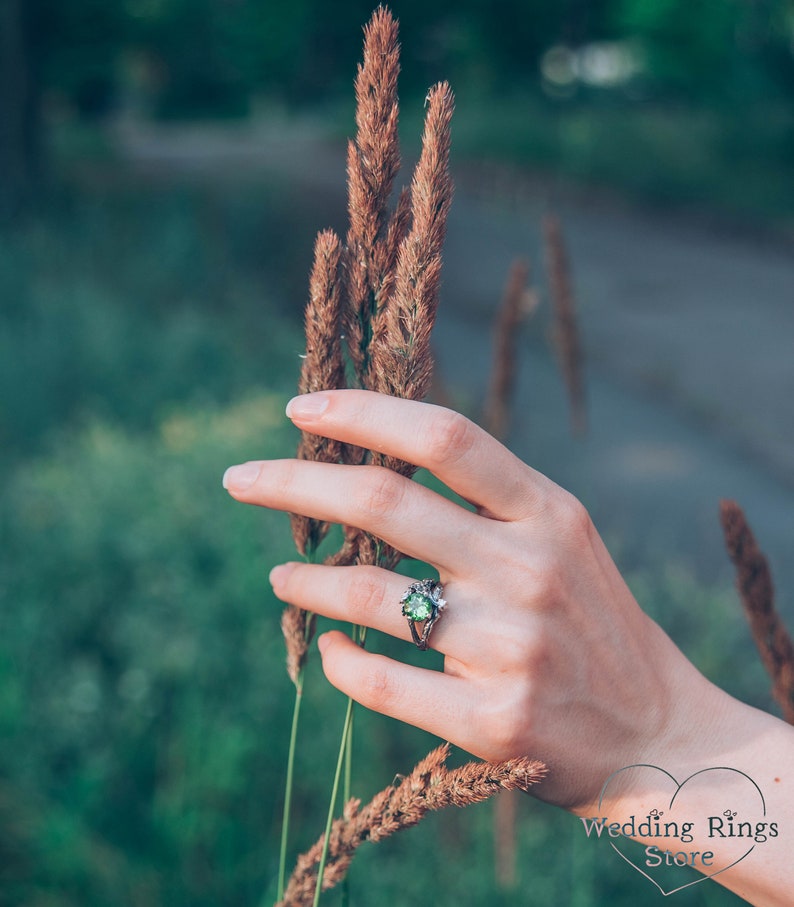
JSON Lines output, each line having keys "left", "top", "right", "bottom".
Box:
{"left": 223, "top": 389, "right": 794, "bottom": 905}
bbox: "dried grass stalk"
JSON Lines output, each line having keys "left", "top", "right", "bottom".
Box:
{"left": 288, "top": 11, "right": 453, "bottom": 589}
{"left": 289, "top": 229, "right": 346, "bottom": 558}
{"left": 543, "top": 214, "right": 587, "bottom": 437}
{"left": 343, "top": 5, "right": 402, "bottom": 386}
{"left": 280, "top": 0, "right": 454, "bottom": 704}
{"left": 427, "top": 342, "right": 455, "bottom": 409}
{"left": 330, "top": 8, "right": 410, "bottom": 569}
{"left": 277, "top": 743, "right": 546, "bottom": 906}
{"left": 719, "top": 499, "right": 794, "bottom": 724}
{"left": 483, "top": 258, "right": 537, "bottom": 441}
{"left": 368, "top": 81, "right": 454, "bottom": 408}
{"left": 281, "top": 605, "right": 316, "bottom": 687}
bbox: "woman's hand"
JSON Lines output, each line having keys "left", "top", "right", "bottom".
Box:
{"left": 224, "top": 389, "right": 794, "bottom": 903}
{"left": 223, "top": 390, "right": 722, "bottom": 809}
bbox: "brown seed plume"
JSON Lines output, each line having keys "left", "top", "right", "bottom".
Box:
{"left": 281, "top": 604, "right": 316, "bottom": 687}
{"left": 276, "top": 744, "right": 546, "bottom": 906}
{"left": 343, "top": 5, "right": 402, "bottom": 386}
{"left": 368, "top": 81, "right": 454, "bottom": 407}
{"left": 289, "top": 229, "right": 346, "bottom": 558}
{"left": 543, "top": 214, "right": 587, "bottom": 437}
{"left": 283, "top": 9, "right": 454, "bottom": 659}
{"left": 293, "top": 8, "right": 407, "bottom": 576}
{"left": 483, "top": 258, "right": 537, "bottom": 441}
{"left": 719, "top": 499, "right": 794, "bottom": 724}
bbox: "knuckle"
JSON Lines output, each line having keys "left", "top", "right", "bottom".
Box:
{"left": 485, "top": 694, "right": 532, "bottom": 757}
{"left": 355, "top": 468, "right": 405, "bottom": 519}
{"left": 349, "top": 568, "right": 388, "bottom": 617}
{"left": 273, "top": 459, "right": 300, "bottom": 496}
{"left": 490, "top": 726, "right": 523, "bottom": 759}
{"left": 499, "top": 544, "right": 561, "bottom": 610}
{"left": 359, "top": 660, "right": 397, "bottom": 712}
{"left": 425, "top": 410, "right": 479, "bottom": 468}
{"left": 532, "top": 551, "right": 568, "bottom": 606}
{"left": 497, "top": 632, "right": 537, "bottom": 672}
{"left": 522, "top": 635, "right": 552, "bottom": 680}
{"left": 554, "top": 491, "right": 593, "bottom": 543}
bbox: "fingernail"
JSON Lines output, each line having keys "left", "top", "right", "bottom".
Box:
{"left": 317, "top": 633, "right": 331, "bottom": 655}
{"left": 269, "top": 562, "right": 297, "bottom": 591}
{"left": 222, "top": 462, "right": 262, "bottom": 491}
{"left": 286, "top": 393, "right": 329, "bottom": 420}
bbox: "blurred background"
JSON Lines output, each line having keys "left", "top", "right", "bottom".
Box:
{"left": 1, "top": 1, "right": 793, "bottom": 904}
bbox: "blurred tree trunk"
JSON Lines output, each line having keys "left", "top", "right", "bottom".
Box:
{"left": 0, "top": 0, "right": 40, "bottom": 220}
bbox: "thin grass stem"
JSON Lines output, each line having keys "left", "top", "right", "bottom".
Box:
{"left": 343, "top": 698, "right": 354, "bottom": 806}
{"left": 277, "top": 668, "right": 305, "bottom": 901}
{"left": 341, "top": 678, "right": 354, "bottom": 907}
{"left": 277, "top": 542, "right": 318, "bottom": 902}
{"left": 313, "top": 695, "right": 356, "bottom": 907}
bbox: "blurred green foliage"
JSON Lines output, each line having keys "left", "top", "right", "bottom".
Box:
{"left": 5, "top": 0, "right": 791, "bottom": 226}
{"left": 23, "top": 0, "right": 794, "bottom": 112}
{"left": 0, "top": 181, "right": 321, "bottom": 459}
{"left": 1, "top": 396, "right": 297, "bottom": 903}
{"left": 611, "top": 0, "right": 794, "bottom": 101}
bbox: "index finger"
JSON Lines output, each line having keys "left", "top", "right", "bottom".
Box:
{"left": 286, "top": 390, "right": 556, "bottom": 522}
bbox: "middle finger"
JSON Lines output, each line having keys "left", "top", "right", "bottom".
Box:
{"left": 225, "top": 458, "right": 485, "bottom": 574}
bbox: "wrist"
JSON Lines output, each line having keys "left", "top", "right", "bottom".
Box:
{"left": 576, "top": 684, "right": 794, "bottom": 905}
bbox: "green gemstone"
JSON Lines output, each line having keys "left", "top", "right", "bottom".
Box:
{"left": 402, "top": 592, "right": 434, "bottom": 622}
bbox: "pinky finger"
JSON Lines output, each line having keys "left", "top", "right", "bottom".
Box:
{"left": 317, "top": 631, "right": 470, "bottom": 744}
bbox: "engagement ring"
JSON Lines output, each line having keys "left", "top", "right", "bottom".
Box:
{"left": 400, "top": 579, "right": 446, "bottom": 650}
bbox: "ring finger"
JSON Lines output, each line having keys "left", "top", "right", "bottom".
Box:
{"left": 269, "top": 561, "right": 467, "bottom": 657}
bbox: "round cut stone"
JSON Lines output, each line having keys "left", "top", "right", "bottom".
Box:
{"left": 402, "top": 592, "right": 435, "bottom": 622}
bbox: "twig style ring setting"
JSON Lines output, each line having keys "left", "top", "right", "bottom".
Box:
{"left": 400, "top": 579, "right": 446, "bottom": 650}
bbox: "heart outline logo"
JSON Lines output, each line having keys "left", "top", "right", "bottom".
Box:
{"left": 597, "top": 764, "right": 766, "bottom": 897}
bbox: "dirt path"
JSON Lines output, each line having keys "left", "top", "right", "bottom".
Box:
{"left": 437, "top": 179, "right": 794, "bottom": 603}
